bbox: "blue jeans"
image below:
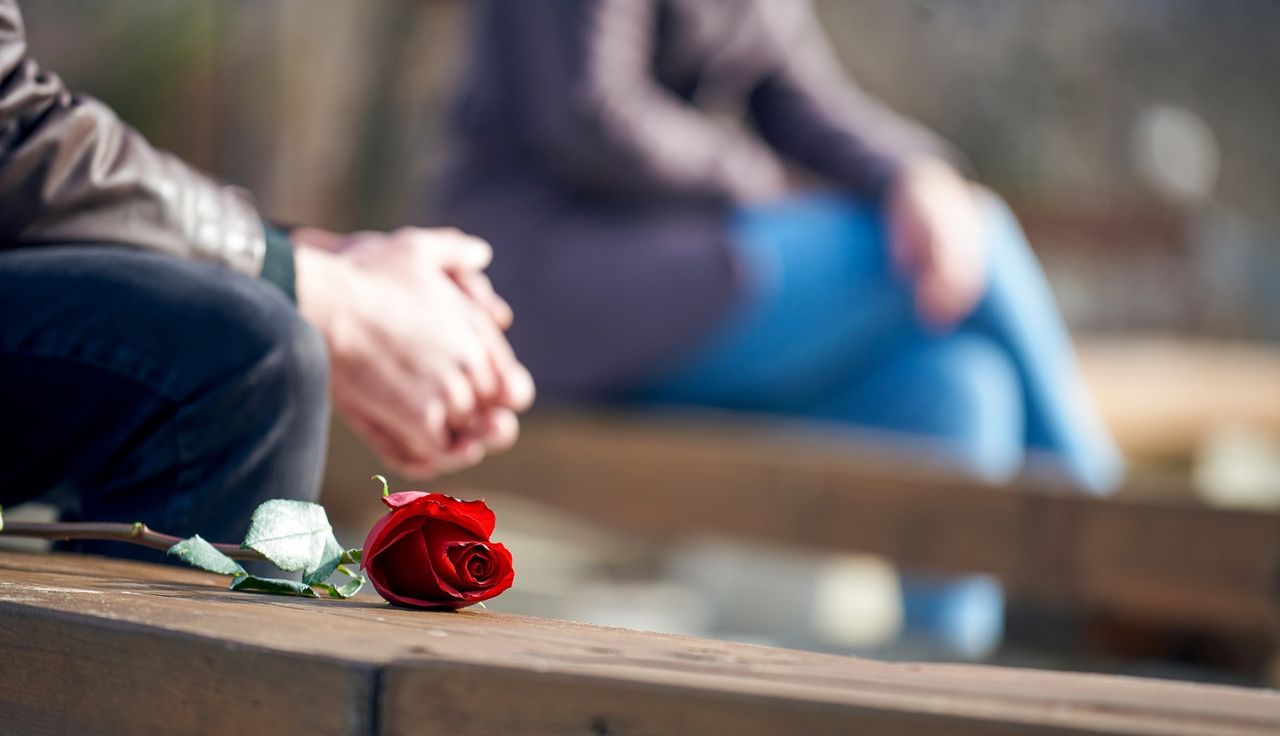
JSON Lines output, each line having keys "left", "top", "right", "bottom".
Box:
{"left": 0, "top": 245, "right": 330, "bottom": 564}
{"left": 643, "top": 192, "right": 1122, "bottom": 495}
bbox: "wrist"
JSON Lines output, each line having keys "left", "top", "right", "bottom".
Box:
{"left": 293, "top": 245, "right": 342, "bottom": 336}
{"left": 291, "top": 226, "right": 347, "bottom": 252}
{"left": 898, "top": 156, "right": 959, "bottom": 188}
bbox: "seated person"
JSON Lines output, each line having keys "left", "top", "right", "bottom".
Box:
{"left": 426, "top": 0, "right": 1120, "bottom": 494}
{"left": 425, "top": 0, "right": 1123, "bottom": 657}
{"left": 0, "top": 0, "right": 533, "bottom": 563}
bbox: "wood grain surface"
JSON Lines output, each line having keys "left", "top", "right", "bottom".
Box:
{"left": 3, "top": 551, "right": 1280, "bottom": 735}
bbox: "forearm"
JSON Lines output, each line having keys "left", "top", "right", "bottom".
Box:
{"left": 748, "top": 1, "right": 961, "bottom": 200}
{"left": 753, "top": 75, "right": 956, "bottom": 200}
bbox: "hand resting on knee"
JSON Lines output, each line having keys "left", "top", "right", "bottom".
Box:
{"left": 887, "top": 157, "right": 989, "bottom": 329}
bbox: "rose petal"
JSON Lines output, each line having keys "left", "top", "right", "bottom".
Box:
{"left": 368, "top": 527, "right": 463, "bottom": 606}
{"left": 379, "top": 492, "right": 496, "bottom": 538}
{"left": 486, "top": 541, "right": 514, "bottom": 584}
{"left": 435, "top": 497, "right": 497, "bottom": 538}
{"left": 360, "top": 512, "right": 397, "bottom": 570}
{"left": 423, "top": 522, "right": 475, "bottom": 590}
{"left": 479, "top": 565, "right": 515, "bottom": 602}
{"left": 455, "top": 542, "right": 514, "bottom": 603}
{"left": 467, "top": 548, "right": 494, "bottom": 583}
{"left": 362, "top": 509, "right": 444, "bottom": 569}
{"left": 424, "top": 498, "right": 495, "bottom": 538}
{"left": 381, "top": 491, "right": 431, "bottom": 510}
{"left": 364, "top": 514, "right": 425, "bottom": 568}
{"left": 447, "top": 542, "right": 496, "bottom": 587}
{"left": 382, "top": 493, "right": 497, "bottom": 538}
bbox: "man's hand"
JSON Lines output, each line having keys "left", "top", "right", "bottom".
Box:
{"left": 306, "top": 226, "right": 516, "bottom": 332}
{"left": 887, "top": 158, "right": 987, "bottom": 328}
{"left": 293, "top": 227, "right": 533, "bottom": 478}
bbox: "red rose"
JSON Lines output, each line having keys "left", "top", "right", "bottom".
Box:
{"left": 361, "top": 491, "right": 514, "bottom": 610}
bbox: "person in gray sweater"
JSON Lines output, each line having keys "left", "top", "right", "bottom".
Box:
{"left": 427, "top": 0, "right": 1119, "bottom": 495}
{"left": 427, "top": 0, "right": 1125, "bottom": 659}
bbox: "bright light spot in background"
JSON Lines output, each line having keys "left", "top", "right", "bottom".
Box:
{"left": 1193, "top": 424, "right": 1280, "bottom": 511}
{"left": 1131, "top": 103, "right": 1220, "bottom": 206}
{"left": 811, "top": 556, "right": 903, "bottom": 649}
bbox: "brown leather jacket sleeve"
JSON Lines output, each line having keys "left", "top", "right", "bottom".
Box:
{"left": 0, "top": 0, "right": 265, "bottom": 275}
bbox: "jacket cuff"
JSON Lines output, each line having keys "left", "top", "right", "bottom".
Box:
{"left": 260, "top": 222, "right": 297, "bottom": 303}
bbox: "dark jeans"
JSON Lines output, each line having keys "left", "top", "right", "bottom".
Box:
{"left": 0, "top": 245, "right": 330, "bottom": 564}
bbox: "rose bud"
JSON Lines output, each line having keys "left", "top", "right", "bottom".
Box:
{"left": 361, "top": 490, "right": 514, "bottom": 610}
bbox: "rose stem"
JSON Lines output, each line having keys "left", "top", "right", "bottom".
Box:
{"left": 0, "top": 520, "right": 268, "bottom": 562}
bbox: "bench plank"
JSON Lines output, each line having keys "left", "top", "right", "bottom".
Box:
{"left": 0, "top": 554, "right": 377, "bottom": 736}
{"left": 441, "top": 411, "right": 1280, "bottom": 637}
{"left": 2, "top": 551, "right": 1280, "bottom": 735}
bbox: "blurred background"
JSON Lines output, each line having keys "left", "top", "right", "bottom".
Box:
{"left": 16, "top": 0, "right": 1280, "bottom": 686}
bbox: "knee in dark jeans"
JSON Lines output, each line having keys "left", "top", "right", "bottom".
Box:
{"left": 163, "top": 277, "right": 332, "bottom": 539}
{"left": 0, "top": 245, "right": 333, "bottom": 561}
{"left": 236, "top": 289, "right": 330, "bottom": 450}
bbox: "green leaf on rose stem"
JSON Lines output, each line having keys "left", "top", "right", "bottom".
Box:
{"left": 341, "top": 548, "right": 362, "bottom": 565}
{"left": 314, "top": 575, "right": 365, "bottom": 599}
{"left": 240, "top": 499, "right": 345, "bottom": 584}
{"left": 372, "top": 474, "right": 390, "bottom": 497}
{"left": 310, "top": 558, "right": 366, "bottom": 598}
{"left": 167, "top": 535, "right": 246, "bottom": 576}
{"left": 229, "top": 574, "right": 319, "bottom": 598}
{"left": 302, "top": 533, "right": 346, "bottom": 586}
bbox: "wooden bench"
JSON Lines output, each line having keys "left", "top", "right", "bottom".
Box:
{"left": 386, "top": 410, "right": 1280, "bottom": 648}
{"left": 4, "top": 550, "right": 1280, "bottom": 735}
{"left": 318, "top": 338, "right": 1280, "bottom": 650}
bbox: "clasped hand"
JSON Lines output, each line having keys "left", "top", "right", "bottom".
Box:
{"left": 294, "top": 226, "right": 534, "bottom": 478}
